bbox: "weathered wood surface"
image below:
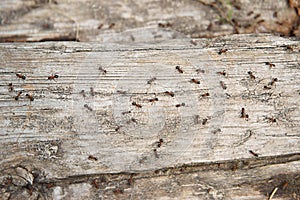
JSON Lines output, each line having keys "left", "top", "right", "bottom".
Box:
{"left": 0, "top": 0, "right": 299, "bottom": 43}
{"left": 0, "top": 34, "right": 300, "bottom": 199}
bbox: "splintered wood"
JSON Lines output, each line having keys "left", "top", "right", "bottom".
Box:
{"left": 0, "top": 34, "right": 299, "bottom": 199}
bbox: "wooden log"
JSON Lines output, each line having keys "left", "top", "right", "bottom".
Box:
{"left": 0, "top": 34, "right": 299, "bottom": 199}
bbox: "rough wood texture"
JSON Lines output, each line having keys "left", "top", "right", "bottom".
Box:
{"left": 0, "top": 0, "right": 299, "bottom": 42}
{"left": 0, "top": 34, "right": 300, "bottom": 199}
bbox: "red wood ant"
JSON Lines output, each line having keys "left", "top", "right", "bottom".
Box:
{"left": 16, "top": 73, "right": 26, "bottom": 80}
{"left": 99, "top": 66, "right": 107, "bottom": 74}
{"left": 248, "top": 71, "right": 255, "bottom": 79}
{"left": 269, "top": 78, "right": 278, "bottom": 86}
{"left": 157, "top": 139, "right": 163, "bottom": 147}
{"left": 191, "top": 79, "right": 200, "bottom": 84}
{"left": 176, "top": 103, "right": 185, "bottom": 107}
{"left": 216, "top": 71, "right": 226, "bottom": 76}
{"left": 147, "top": 77, "right": 157, "bottom": 84}
{"left": 149, "top": 97, "right": 158, "bottom": 103}
{"left": 153, "top": 149, "right": 159, "bottom": 158}
{"left": 164, "top": 91, "right": 174, "bottom": 97}
{"left": 8, "top": 83, "right": 13, "bottom": 92}
{"left": 175, "top": 66, "right": 184, "bottom": 73}
{"left": 218, "top": 48, "right": 228, "bottom": 55}
{"left": 201, "top": 93, "right": 210, "bottom": 97}
{"left": 132, "top": 102, "right": 142, "bottom": 108}
{"left": 26, "top": 93, "right": 34, "bottom": 101}
{"left": 15, "top": 91, "right": 22, "bottom": 100}
{"left": 240, "top": 108, "right": 249, "bottom": 119}
{"left": 84, "top": 104, "right": 93, "bottom": 111}
{"left": 88, "top": 155, "right": 98, "bottom": 161}
{"left": 220, "top": 81, "right": 227, "bottom": 90}
{"left": 48, "top": 74, "right": 59, "bottom": 80}
{"left": 265, "top": 62, "right": 275, "bottom": 68}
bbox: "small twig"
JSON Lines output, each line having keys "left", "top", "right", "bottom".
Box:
{"left": 268, "top": 187, "right": 278, "bottom": 200}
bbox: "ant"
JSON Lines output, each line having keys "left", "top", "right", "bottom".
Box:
{"left": 216, "top": 71, "right": 226, "bottom": 76}
{"left": 158, "top": 22, "right": 172, "bottom": 28}
{"left": 14, "top": 91, "right": 22, "bottom": 100}
{"left": 91, "top": 179, "right": 99, "bottom": 189}
{"left": 84, "top": 104, "right": 93, "bottom": 111}
{"left": 116, "top": 90, "right": 127, "bottom": 94}
{"left": 147, "top": 77, "right": 157, "bottom": 84}
{"left": 149, "top": 97, "right": 158, "bottom": 103}
{"left": 90, "top": 87, "right": 95, "bottom": 96}
{"left": 253, "top": 14, "right": 261, "bottom": 19}
{"left": 128, "top": 174, "right": 134, "bottom": 186}
{"left": 269, "top": 78, "right": 278, "bottom": 86}
{"left": 153, "top": 149, "right": 159, "bottom": 158}
{"left": 26, "top": 93, "right": 34, "bottom": 101}
{"left": 201, "top": 92, "right": 210, "bottom": 97}
{"left": 108, "top": 23, "right": 115, "bottom": 29}
{"left": 16, "top": 73, "right": 26, "bottom": 80}
{"left": 240, "top": 108, "right": 249, "bottom": 119}
{"left": 191, "top": 78, "right": 200, "bottom": 84}
{"left": 286, "top": 45, "right": 293, "bottom": 51}
{"left": 196, "top": 69, "right": 205, "bottom": 73}
{"left": 132, "top": 102, "right": 142, "bottom": 108}
{"left": 80, "top": 90, "right": 86, "bottom": 98}
{"left": 88, "top": 155, "right": 98, "bottom": 161}
{"left": 157, "top": 139, "right": 163, "bottom": 148}
{"left": 257, "top": 19, "right": 265, "bottom": 24}
{"left": 164, "top": 91, "right": 174, "bottom": 97}
{"left": 249, "top": 150, "right": 258, "bottom": 157}
{"left": 265, "top": 62, "right": 275, "bottom": 68}
{"left": 207, "top": 22, "right": 213, "bottom": 31}
{"left": 175, "top": 66, "right": 184, "bottom": 73}
{"left": 212, "top": 128, "right": 221, "bottom": 134}
{"left": 113, "top": 188, "right": 124, "bottom": 195}
{"left": 264, "top": 85, "right": 272, "bottom": 90}
{"left": 130, "top": 118, "right": 138, "bottom": 123}
{"left": 8, "top": 83, "right": 13, "bottom": 92}
{"left": 175, "top": 103, "right": 185, "bottom": 107}
{"left": 218, "top": 48, "right": 228, "bottom": 55}
{"left": 115, "top": 126, "right": 121, "bottom": 132}
{"left": 266, "top": 117, "right": 276, "bottom": 123}
{"left": 98, "top": 66, "right": 107, "bottom": 74}
{"left": 122, "top": 111, "right": 131, "bottom": 115}
{"left": 48, "top": 74, "right": 59, "bottom": 80}
{"left": 220, "top": 81, "right": 227, "bottom": 90}
{"left": 248, "top": 71, "right": 255, "bottom": 79}
{"left": 202, "top": 118, "right": 208, "bottom": 125}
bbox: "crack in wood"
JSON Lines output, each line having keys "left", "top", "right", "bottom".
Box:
{"left": 18, "top": 153, "right": 298, "bottom": 186}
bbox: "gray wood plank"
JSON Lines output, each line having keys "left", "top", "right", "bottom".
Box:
{"left": 0, "top": 34, "right": 299, "bottom": 199}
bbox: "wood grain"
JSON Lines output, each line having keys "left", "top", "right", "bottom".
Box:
{"left": 0, "top": 34, "right": 299, "bottom": 199}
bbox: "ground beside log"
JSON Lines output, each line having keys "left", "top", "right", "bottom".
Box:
{"left": 0, "top": 0, "right": 299, "bottom": 43}
{"left": 0, "top": 34, "right": 299, "bottom": 199}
